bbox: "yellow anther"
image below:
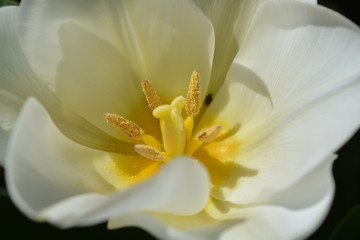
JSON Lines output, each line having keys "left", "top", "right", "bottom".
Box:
{"left": 185, "top": 70, "right": 201, "bottom": 117}
{"left": 134, "top": 144, "right": 166, "bottom": 161}
{"left": 104, "top": 113, "right": 144, "bottom": 140}
{"left": 142, "top": 79, "right": 162, "bottom": 110}
{"left": 198, "top": 125, "right": 222, "bottom": 143}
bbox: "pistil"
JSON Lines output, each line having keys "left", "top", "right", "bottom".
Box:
{"left": 153, "top": 96, "right": 186, "bottom": 157}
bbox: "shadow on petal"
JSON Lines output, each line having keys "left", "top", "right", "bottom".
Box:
{"left": 194, "top": 137, "right": 258, "bottom": 200}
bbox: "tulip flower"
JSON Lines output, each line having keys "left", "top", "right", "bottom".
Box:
{"left": 1, "top": 0, "right": 360, "bottom": 239}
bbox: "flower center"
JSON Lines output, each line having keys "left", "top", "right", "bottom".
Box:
{"left": 105, "top": 71, "right": 222, "bottom": 161}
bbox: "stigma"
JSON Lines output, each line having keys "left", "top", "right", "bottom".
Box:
{"left": 105, "top": 70, "right": 222, "bottom": 161}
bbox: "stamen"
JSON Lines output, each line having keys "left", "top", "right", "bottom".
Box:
{"left": 198, "top": 125, "right": 222, "bottom": 143}
{"left": 185, "top": 138, "right": 203, "bottom": 156}
{"left": 104, "top": 113, "right": 144, "bottom": 140}
{"left": 142, "top": 134, "right": 163, "bottom": 151}
{"left": 134, "top": 144, "right": 166, "bottom": 161}
{"left": 142, "top": 79, "right": 161, "bottom": 110}
{"left": 184, "top": 116, "right": 194, "bottom": 141}
{"left": 185, "top": 70, "right": 201, "bottom": 117}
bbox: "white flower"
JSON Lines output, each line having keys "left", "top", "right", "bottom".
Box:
{"left": 1, "top": 0, "right": 360, "bottom": 239}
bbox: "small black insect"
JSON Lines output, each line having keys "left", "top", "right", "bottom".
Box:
{"left": 204, "top": 94, "right": 213, "bottom": 106}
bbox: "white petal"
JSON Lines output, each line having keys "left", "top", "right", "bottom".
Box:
{"left": 297, "top": 0, "right": 317, "bottom": 4}
{"left": 0, "top": 6, "right": 26, "bottom": 166}
{"left": 5, "top": 98, "right": 114, "bottom": 221}
{"left": 0, "top": 5, "right": 129, "bottom": 153}
{"left": 108, "top": 212, "right": 237, "bottom": 240}
{"left": 0, "top": 6, "right": 32, "bottom": 99}
{"left": 210, "top": 154, "right": 335, "bottom": 240}
{"left": 18, "top": 0, "right": 214, "bottom": 140}
{"left": 193, "top": 0, "right": 262, "bottom": 94}
{"left": 219, "top": 191, "right": 333, "bottom": 240}
{"left": 0, "top": 6, "right": 33, "bottom": 106}
{"left": 108, "top": 154, "right": 334, "bottom": 240}
{"left": 54, "top": 21, "right": 152, "bottom": 141}
{"left": 40, "top": 156, "right": 210, "bottom": 228}
{"left": 0, "top": 90, "right": 23, "bottom": 133}
{"left": 208, "top": 0, "right": 360, "bottom": 203}
{"left": 236, "top": 0, "right": 360, "bottom": 112}
{"left": 266, "top": 154, "right": 336, "bottom": 208}
{"left": 109, "top": 213, "right": 197, "bottom": 240}
{"left": 225, "top": 78, "right": 360, "bottom": 204}
{"left": 196, "top": 62, "right": 272, "bottom": 136}
{"left": 0, "top": 90, "right": 23, "bottom": 166}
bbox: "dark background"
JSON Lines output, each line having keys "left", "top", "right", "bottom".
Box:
{"left": 0, "top": 0, "right": 359, "bottom": 239}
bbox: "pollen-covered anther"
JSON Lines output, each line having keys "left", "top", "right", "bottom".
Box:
{"left": 135, "top": 144, "right": 166, "bottom": 161}
{"left": 185, "top": 70, "right": 201, "bottom": 117}
{"left": 198, "top": 125, "right": 222, "bottom": 143}
{"left": 104, "top": 113, "right": 144, "bottom": 140}
{"left": 142, "top": 79, "right": 162, "bottom": 110}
